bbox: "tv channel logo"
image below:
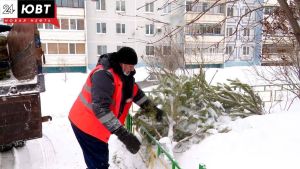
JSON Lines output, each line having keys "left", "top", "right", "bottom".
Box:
{"left": 1, "top": 0, "right": 59, "bottom": 27}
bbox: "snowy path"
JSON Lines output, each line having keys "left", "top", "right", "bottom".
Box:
{"left": 0, "top": 135, "right": 56, "bottom": 169}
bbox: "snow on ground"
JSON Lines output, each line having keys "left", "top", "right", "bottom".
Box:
{"left": 177, "top": 103, "right": 300, "bottom": 169}
{"left": 2, "top": 66, "right": 299, "bottom": 169}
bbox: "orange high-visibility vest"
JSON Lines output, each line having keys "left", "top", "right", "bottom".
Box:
{"left": 69, "top": 65, "right": 138, "bottom": 143}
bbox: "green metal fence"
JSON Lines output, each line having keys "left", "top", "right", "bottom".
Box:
{"left": 125, "top": 115, "right": 206, "bottom": 169}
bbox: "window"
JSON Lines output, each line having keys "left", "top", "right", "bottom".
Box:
{"left": 116, "top": 0, "right": 125, "bottom": 12}
{"left": 145, "top": 2, "right": 154, "bottom": 12}
{"left": 56, "top": 0, "right": 62, "bottom": 6}
{"left": 202, "top": 2, "right": 208, "bottom": 12}
{"left": 162, "top": 3, "right": 171, "bottom": 13}
{"left": 218, "top": 4, "right": 225, "bottom": 13}
{"left": 185, "top": 24, "right": 222, "bottom": 35}
{"left": 242, "top": 46, "right": 250, "bottom": 55}
{"left": 77, "top": 19, "right": 84, "bottom": 30}
{"left": 61, "top": 19, "right": 69, "bottom": 30}
{"left": 67, "top": 0, "right": 73, "bottom": 8}
{"left": 57, "top": 0, "right": 84, "bottom": 8}
{"left": 97, "top": 23, "right": 106, "bottom": 33}
{"left": 225, "top": 46, "right": 233, "bottom": 54}
{"left": 264, "top": 6, "right": 274, "bottom": 15}
{"left": 146, "top": 24, "right": 154, "bottom": 35}
{"left": 244, "top": 8, "right": 250, "bottom": 17}
{"left": 96, "top": 0, "right": 106, "bottom": 10}
{"left": 37, "top": 24, "right": 44, "bottom": 29}
{"left": 61, "top": 0, "right": 67, "bottom": 6}
{"left": 43, "top": 19, "right": 84, "bottom": 30}
{"left": 98, "top": 45, "right": 107, "bottom": 55}
{"left": 73, "top": 0, "right": 79, "bottom": 7}
{"left": 146, "top": 46, "right": 154, "bottom": 55}
{"left": 186, "top": 1, "right": 193, "bottom": 11}
{"left": 214, "top": 27, "right": 221, "bottom": 34}
{"left": 45, "top": 23, "right": 53, "bottom": 29}
{"left": 70, "top": 19, "right": 76, "bottom": 30}
{"left": 48, "top": 43, "right": 58, "bottom": 54}
{"left": 163, "top": 46, "right": 171, "bottom": 55}
{"left": 69, "top": 43, "right": 76, "bottom": 54}
{"left": 46, "top": 43, "right": 85, "bottom": 54}
{"left": 227, "top": 7, "right": 233, "bottom": 16}
{"left": 79, "top": 0, "right": 84, "bottom": 7}
{"left": 58, "top": 43, "right": 68, "bottom": 54}
{"left": 116, "top": 23, "right": 125, "bottom": 34}
{"left": 226, "top": 27, "right": 233, "bottom": 36}
{"left": 243, "top": 28, "right": 250, "bottom": 36}
{"left": 209, "top": 47, "right": 215, "bottom": 54}
{"left": 76, "top": 44, "right": 85, "bottom": 54}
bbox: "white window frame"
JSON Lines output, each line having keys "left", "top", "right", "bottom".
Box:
{"left": 226, "top": 27, "right": 233, "bottom": 36}
{"left": 116, "top": 23, "right": 126, "bottom": 34}
{"left": 225, "top": 45, "right": 233, "bottom": 55}
{"left": 242, "top": 46, "right": 250, "bottom": 56}
{"left": 227, "top": 7, "right": 233, "bottom": 16}
{"left": 209, "top": 47, "right": 216, "bottom": 54}
{"left": 69, "top": 43, "right": 76, "bottom": 54}
{"left": 96, "top": 0, "right": 106, "bottom": 10}
{"left": 243, "top": 28, "right": 250, "bottom": 36}
{"left": 244, "top": 8, "right": 251, "bottom": 18}
{"left": 37, "top": 23, "right": 44, "bottom": 29}
{"left": 97, "top": 45, "right": 107, "bottom": 55}
{"left": 145, "top": 2, "right": 154, "bottom": 12}
{"left": 70, "top": 19, "right": 77, "bottom": 30}
{"left": 116, "top": 0, "right": 126, "bottom": 12}
{"left": 145, "top": 24, "right": 154, "bottom": 35}
{"left": 97, "top": 22, "right": 106, "bottom": 33}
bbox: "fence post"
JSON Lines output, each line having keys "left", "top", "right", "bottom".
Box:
{"left": 125, "top": 115, "right": 132, "bottom": 133}
{"left": 199, "top": 164, "right": 206, "bottom": 169}
{"left": 157, "top": 145, "right": 161, "bottom": 156}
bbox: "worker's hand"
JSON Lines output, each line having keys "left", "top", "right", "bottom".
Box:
{"left": 114, "top": 127, "right": 141, "bottom": 154}
{"left": 154, "top": 107, "right": 164, "bottom": 122}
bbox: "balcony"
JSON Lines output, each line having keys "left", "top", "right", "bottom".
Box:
{"left": 185, "top": 35, "right": 224, "bottom": 43}
{"left": 184, "top": 53, "right": 224, "bottom": 64}
{"left": 185, "top": 13, "right": 225, "bottom": 23}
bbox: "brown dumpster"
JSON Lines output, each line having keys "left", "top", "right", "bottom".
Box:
{"left": 0, "top": 93, "right": 42, "bottom": 145}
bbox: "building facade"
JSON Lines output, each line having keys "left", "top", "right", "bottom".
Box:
{"left": 1, "top": 0, "right": 268, "bottom": 72}
{"left": 184, "top": 0, "right": 263, "bottom": 68}
{"left": 85, "top": 0, "right": 182, "bottom": 69}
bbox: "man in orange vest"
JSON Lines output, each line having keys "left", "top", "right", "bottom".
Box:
{"left": 69, "top": 47, "right": 164, "bottom": 169}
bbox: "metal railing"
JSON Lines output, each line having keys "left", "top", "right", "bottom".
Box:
{"left": 125, "top": 115, "right": 206, "bottom": 169}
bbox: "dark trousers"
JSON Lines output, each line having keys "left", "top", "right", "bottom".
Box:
{"left": 71, "top": 123, "right": 109, "bottom": 169}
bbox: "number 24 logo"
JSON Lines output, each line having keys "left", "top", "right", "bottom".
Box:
{"left": 2, "top": 4, "right": 15, "bottom": 14}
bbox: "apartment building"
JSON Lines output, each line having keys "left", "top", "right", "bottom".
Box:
{"left": 85, "top": 0, "right": 183, "bottom": 69}
{"left": 1, "top": 0, "right": 266, "bottom": 72}
{"left": 261, "top": 2, "right": 294, "bottom": 66}
{"left": 184, "top": 0, "right": 263, "bottom": 68}
{"left": 224, "top": 0, "right": 263, "bottom": 67}
{"left": 38, "top": 0, "right": 87, "bottom": 73}
{"left": 185, "top": 0, "right": 226, "bottom": 68}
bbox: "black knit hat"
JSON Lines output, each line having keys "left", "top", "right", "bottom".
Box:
{"left": 116, "top": 47, "right": 138, "bottom": 65}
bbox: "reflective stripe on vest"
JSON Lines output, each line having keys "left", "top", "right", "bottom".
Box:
{"left": 69, "top": 65, "right": 137, "bottom": 143}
